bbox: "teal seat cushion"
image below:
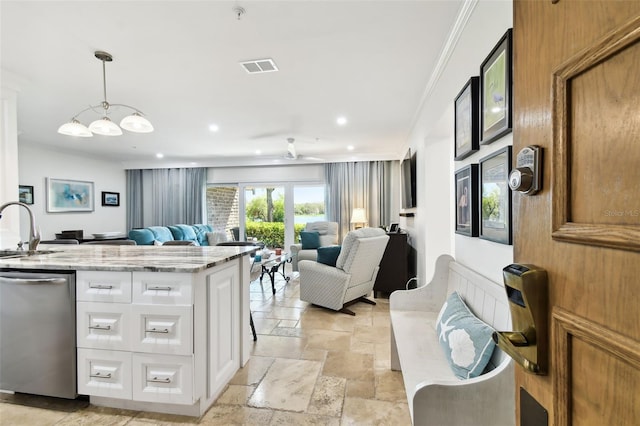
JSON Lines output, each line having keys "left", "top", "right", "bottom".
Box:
{"left": 300, "top": 231, "right": 321, "bottom": 249}
{"left": 149, "top": 226, "right": 174, "bottom": 243}
{"left": 317, "top": 245, "right": 341, "bottom": 266}
{"left": 169, "top": 224, "right": 199, "bottom": 244}
{"left": 192, "top": 224, "right": 213, "bottom": 246}
{"left": 128, "top": 228, "right": 155, "bottom": 245}
{"left": 436, "top": 291, "right": 496, "bottom": 379}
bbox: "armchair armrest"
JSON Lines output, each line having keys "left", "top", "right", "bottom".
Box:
{"left": 290, "top": 243, "right": 302, "bottom": 255}
{"left": 299, "top": 260, "right": 351, "bottom": 311}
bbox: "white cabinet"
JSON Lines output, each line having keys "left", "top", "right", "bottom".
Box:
{"left": 131, "top": 305, "right": 192, "bottom": 356}
{"left": 132, "top": 272, "right": 193, "bottom": 305}
{"left": 75, "top": 259, "right": 245, "bottom": 416}
{"left": 77, "top": 348, "right": 132, "bottom": 399}
{"left": 77, "top": 302, "right": 130, "bottom": 351}
{"left": 77, "top": 271, "right": 132, "bottom": 303}
{"left": 132, "top": 353, "right": 194, "bottom": 404}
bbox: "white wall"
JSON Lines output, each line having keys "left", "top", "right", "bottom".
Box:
{"left": 406, "top": 0, "right": 514, "bottom": 284}
{"left": 208, "top": 164, "right": 324, "bottom": 184}
{"left": 0, "top": 82, "right": 22, "bottom": 247}
{"left": 16, "top": 144, "right": 126, "bottom": 242}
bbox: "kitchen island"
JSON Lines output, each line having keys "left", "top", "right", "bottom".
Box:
{"left": 0, "top": 244, "right": 256, "bottom": 417}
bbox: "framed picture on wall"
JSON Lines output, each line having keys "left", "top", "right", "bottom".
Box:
{"left": 454, "top": 164, "right": 479, "bottom": 237}
{"left": 102, "top": 191, "right": 120, "bottom": 207}
{"left": 454, "top": 76, "right": 480, "bottom": 160}
{"left": 480, "top": 28, "right": 513, "bottom": 145}
{"left": 46, "top": 178, "right": 94, "bottom": 213}
{"left": 18, "top": 185, "right": 34, "bottom": 204}
{"left": 479, "top": 146, "right": 513, "bottom": 244}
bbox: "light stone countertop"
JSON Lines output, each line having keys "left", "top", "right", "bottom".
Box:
{"left": 0, "top": 244, "right": 257, "bottom": 272}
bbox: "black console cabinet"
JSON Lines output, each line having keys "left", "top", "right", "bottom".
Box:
{"left": 374, "top": 232, "right": 411, "bottom": 297}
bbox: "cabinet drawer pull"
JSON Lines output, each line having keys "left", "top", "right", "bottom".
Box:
{"left": 148, "top": 286, "right": 172, "bottom": 291}
{"left": 88, "top": 324, "right": 111, "bottom": 330}
{"left": 90, "top": 372, "right": 112, "bottom": 379}
{"left": 89, "top": 284, "right": 113, "bottom": 289}
{"left": 147, "top": 376, "right": 171, "bottom": 383}
{"left": 145, "top": 328, "right": 170, "bottom": 334}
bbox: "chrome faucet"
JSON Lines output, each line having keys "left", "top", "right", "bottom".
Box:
{"left": 0, "top": 201, "right": 41, "bottom": 251}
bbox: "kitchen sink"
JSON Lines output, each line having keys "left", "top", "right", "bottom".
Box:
{"left": 0, "top": 249, "right": 56, "bottom": 259}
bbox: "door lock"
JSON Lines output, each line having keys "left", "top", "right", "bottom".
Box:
{"left": 508, "top": 145, "right": 542, "bottom": 195}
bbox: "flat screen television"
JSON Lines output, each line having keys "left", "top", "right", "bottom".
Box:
{"left": 401, "top": 149, "right": 417, "bottom": 209}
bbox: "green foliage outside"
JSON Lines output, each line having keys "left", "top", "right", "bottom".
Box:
{"left": 245, "top": 189, "right": 324, "bottom": 247}
{"left": 245, "top": 222, "right": 306, "bottom": 248}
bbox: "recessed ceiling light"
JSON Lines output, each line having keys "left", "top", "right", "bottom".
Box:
{"left": 209, "top": 124, "right": 219, "bottom": 132}
{"left": 336, "top": 116, "right": 348, "bottom": 126}
{"left": 255, "top": 149, "right": 262, "bottom": 155}
{"left": 156, "top": 153, "right": 164, "bottom": 158}
{"left": 347, "top": 145, "right": 354, "bottom": 151}
{"left": 190, "top": 162, "right": 198, "bottom": 166}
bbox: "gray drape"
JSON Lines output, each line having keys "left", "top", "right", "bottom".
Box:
{"left": 126, "top": 168, "right": 207, "bottom": 229}
{"left": 324, "top": 161, "right": 397, "bottom": 240}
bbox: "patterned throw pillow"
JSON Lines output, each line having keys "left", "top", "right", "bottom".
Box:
{"left": 300, "top": 231, "right": 321, "bottom": 249}
{"left": 436, "top": 291, "right": 496, "bottom": 379}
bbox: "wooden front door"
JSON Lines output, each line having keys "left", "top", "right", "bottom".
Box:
{"left": 513, "top": 1, "right": 640, "bottom": 425}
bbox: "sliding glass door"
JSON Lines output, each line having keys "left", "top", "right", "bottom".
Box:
{"left": 244, "top": 185, "right": 285, "bottom": 248}
{"left": 206, "top": 182, "right": 326, "bottom": 250}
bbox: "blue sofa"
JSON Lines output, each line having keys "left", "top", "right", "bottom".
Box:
{"left": 128, "top": 224, "right": 213, "bottom": 246}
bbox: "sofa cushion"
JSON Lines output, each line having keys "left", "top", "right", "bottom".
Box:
{"left": 168, "top": 224, "right": 199, "bottom": 245}
{"left": 148, "top": 226, "right": 175, "bottom": 243}
{"left": 317, "top": 245, "right": 341, "bottom": 266}
{"left": 192, "top": 224, "right": 213, "bottom": 246}
{"left": 436, "top": 291, "right": 496, "bottom": 379}
{"left": 207, "top": 231, "right": 228, "bottom": 246}
{"left": 128, "top": 228, "right": 155, "bottom": 245}
{"left": 300, "top": 231, "right": 321, "bottom": 249}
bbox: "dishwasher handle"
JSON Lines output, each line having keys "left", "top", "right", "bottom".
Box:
{"left": 0, "top": 277, "right": 68, "bottom": 285}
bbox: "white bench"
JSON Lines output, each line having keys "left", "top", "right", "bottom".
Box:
{"left": 390, "top": 254, "right": 515, "bottom": 426}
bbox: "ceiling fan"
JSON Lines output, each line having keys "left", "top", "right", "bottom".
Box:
{"left": 283, "top": 137, "right": 323, "bottom": 162}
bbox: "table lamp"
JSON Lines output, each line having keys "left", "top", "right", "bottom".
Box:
{"left": 350, "top": 208, "right": 368, "bottom": 229}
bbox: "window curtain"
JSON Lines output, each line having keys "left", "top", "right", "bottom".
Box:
{"left": 126, "top": 168, "right": 207, "bottom": 230}
{"left": 324, "top": 161, "right": 397, "bottom": 240}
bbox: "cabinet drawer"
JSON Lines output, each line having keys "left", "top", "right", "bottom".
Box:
{"left": 132, "top": 272, "right": 193, "bottom": 305}
{"left": 131, "top": 305, "right": 193, "bottom": 355}
{"left": 77, "top": 302, "right": 130, "bottom": 351}
{"left": 77, "top": 271, "right": 132, "bottom": 303}
{"left": 78, "top": 348, "right": 132, "bottom": 399}
{"left": 132, "top": 353, "right": 194, "bottom": 404}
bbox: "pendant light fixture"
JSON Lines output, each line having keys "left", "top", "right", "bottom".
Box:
{"left": 58, "top": 51, "right": 153, "bottom": 137}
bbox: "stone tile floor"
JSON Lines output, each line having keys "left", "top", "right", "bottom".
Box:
{"left": 0, "top": 268, "right": 411, "bottom": 425}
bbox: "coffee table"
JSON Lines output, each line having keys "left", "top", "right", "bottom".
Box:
{"left": 251, "top": 252, "right": 291, "bottom": 295}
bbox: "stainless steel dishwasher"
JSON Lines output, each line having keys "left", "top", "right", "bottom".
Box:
{"left": 0, "top": 269, "right": 77, "bottom": 399}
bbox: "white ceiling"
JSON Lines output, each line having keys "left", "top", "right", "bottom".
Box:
{"left": 1, "top": 1, "right": 463, "bottom": 168}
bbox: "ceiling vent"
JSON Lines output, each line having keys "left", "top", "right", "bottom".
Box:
{"left": 240, "top": 58, "right": 278, "bottom": 74}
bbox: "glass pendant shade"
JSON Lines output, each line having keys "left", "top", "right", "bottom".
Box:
{"left": 120, "top": 112, "right": 154, "bottom": 133}
{"left": 57, "top": 119, "right": 93, "bottom": 137}
{"left": 89, "top": 117, "right": 123, "bottom": 136}
{"left": 59, "top": 51, "right": 153, "bottom": 138}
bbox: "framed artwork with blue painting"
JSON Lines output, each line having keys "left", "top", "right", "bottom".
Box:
{"left": 480, "top": 28, "right": 513, "bottom": 145}
{"left": 46, "top": 178, "right": 94, "bottom": 212}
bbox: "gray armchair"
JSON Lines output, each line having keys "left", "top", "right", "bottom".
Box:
{"left": 298, "top": 227, "right": 389, "bottom": 315}
{"left": 290, "top": 221, "right": 339, "bottom": 271}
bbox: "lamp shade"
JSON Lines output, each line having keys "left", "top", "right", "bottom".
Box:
{"left": 120, "top": 112, "right": 154, "bottom": 133}
{"left": 350, "top": 208, "right": 368, "bottom": 225}
{"left": 89, "top": 117, "right": 123, "bottom": 136}
{"left": 57, "top": 119, "right": 93, "bottom": 137}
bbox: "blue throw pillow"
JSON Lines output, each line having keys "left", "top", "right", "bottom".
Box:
{"left": 436, "top": 291, "right": 496, "bottom": 379}
{"left": 317, "top": 245, "right": 341, "bottom": 266}
{"left": 300, "top": 231, "right": 321, "bottom": 249}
